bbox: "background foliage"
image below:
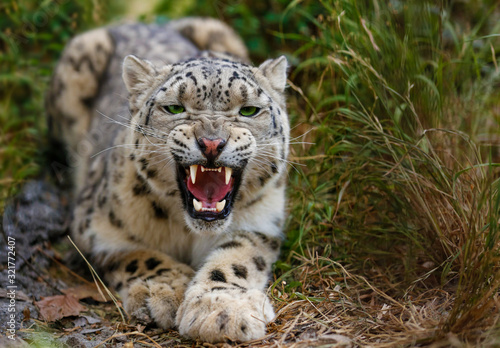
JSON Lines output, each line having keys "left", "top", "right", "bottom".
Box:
{"left": 2, "top": 0, "right": 500, "bottom": 346}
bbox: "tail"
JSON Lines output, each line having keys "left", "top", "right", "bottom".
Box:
{"left": 169, "top": 17, "right": 249, "bottom": 63}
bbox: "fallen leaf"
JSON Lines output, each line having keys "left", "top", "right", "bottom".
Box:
{"left": 35, "top": 295, "right": 87, "bottom": 322}
{"left": 22, "top": 306, "right": 31, "bottom": 321}
{"left": 61, "top": 284, "right": 111, "bottom": 302}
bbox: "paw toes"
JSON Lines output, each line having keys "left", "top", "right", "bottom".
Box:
{"left": 125, "top": 281, "right": 181, "bottom": 328}
{"left": 177, "top": 290, "right": 272, "bottom": 343}
{"left": 147, "top": 283, "right": 178, "bottom": 328}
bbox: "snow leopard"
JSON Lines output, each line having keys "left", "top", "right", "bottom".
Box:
{"left": 46, "top": 17, "right": 289, "bottom": 343}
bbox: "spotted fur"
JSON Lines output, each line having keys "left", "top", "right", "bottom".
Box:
{"left": 47, "top": 17, "right": 288, "bottom": 343}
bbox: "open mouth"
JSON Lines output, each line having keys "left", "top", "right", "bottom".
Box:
{"left": 176, "top": 164, "right": 242, "bottom": 221}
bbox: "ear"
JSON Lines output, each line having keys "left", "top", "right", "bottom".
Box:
{"left": 122, "top": 55, "right": 157, "bottom": 94}
{"left": 258, "top": 56, "right": 288, "bottom": 92}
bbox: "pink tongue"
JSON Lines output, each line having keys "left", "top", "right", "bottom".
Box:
{"left": 187, "top": 168, "right": 232, "bottom": 203}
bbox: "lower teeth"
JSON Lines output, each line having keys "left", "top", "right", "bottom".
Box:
{"left": 192, "top": 198, "right": 227, "bottom": 212}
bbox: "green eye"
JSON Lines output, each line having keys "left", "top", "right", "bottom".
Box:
{"left": 239, "top": 106, "right": 260, "bottom": 117}
{"left": 164, "top": 105, "right": 185, "bottom": 114}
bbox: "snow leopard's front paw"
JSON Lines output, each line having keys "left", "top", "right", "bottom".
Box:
{"left": 176, "top": 285, "right": 275, "bottom": 343}
{"left": 108, "top": 251, "right": 194, "bottom": 329}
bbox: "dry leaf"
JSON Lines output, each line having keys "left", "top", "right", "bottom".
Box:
{"left": 61, "top": 284, "right": 111, "bottom": 302}
{"left": 22, "top": 306, "right": 31, "bottom": 321}
{"left": 35, "top": 295, "right": 87, "bottom": 322}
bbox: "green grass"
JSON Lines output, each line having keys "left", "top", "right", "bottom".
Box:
{"left": 3, "top": 0, "right": 500, "bottom": 346}
{"left": 0, "top": 0, "right": 122, "bottom": 206}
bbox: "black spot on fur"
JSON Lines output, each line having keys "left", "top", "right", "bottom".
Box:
{"left": 211, "top": 287, "right": 227, "bottom": 291}
{"left": 127, "top": 234, "right": 139, "bottom": 242}
{"left": 146, "top": 169, "right": 157, "bottom": 178}
{"left": 253, "top": 256, "right": 266, "bottom": 271}
{"left": 232, "top": 264, "right": 248, "bottom": 279}
{"left": 156, "top": 268, "right": 171, "bottom": 275}
{"left": 219, "top": 241, "right": 242, "bottom": 249}
{"left": 236, "top": 233, "right": 257, "bottom": 246}
{"left": 259, "top": 174, "right": 271, "bottom": 186}
{"left": 230, "top": 282, "right": 247, "bottom": 291}
{"left": 254, "top": 231, "right": 269, "bottom": 243}
{"left": 144, "top": 274, "right": 157, "bottom": 281}
{"left": 125, "top": 260, "right": 138, "bottom": 273}
{"left": 210, "top": 269, "right": 227, "bottom": 283}
{"left": 108, "top": 210, "right": 123, "bottom": 228}
{"left": 115, "top": 282, "right": 123, "bottom": 291}
{"left": 98, "top": 194, "right": 107, "bottom": 208}
{"left": 132, "top": 174, "right": 151, "bottom": 196}
{"left": 127, "top": 275, "right": 139, "bottom": 283}
{"left": 139, "top": 158, "right": 148, "bottom": 171}
{"left": 217, "top": 311, "right": 229, "bottom": 331}
{"left": 145, "top": 257, "right": 161, "bottom": 270}
{"left": 84, "top": 217, "right": 91, "bottom": 229}
{"left": 81, "top": 96, "right": 94, "bottom": 110}
{"left": 241, "top": 324, "right": 247, "bottom": 333}
{"left": 271, "top": 162, "right": 278, "bottom": 173}
{"left": 151, "top": 201, "right": 168, "bottom": 219}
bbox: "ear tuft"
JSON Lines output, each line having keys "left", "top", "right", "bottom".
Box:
{"left": 122, "top": 55, "right": 156, "bottom": 93}
{"left": 258, "top": 56, "right": 288, "bottom": 92}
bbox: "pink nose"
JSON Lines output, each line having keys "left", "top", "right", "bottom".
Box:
{"left": 197, "top": 137, "right": 227, "bottom": 161}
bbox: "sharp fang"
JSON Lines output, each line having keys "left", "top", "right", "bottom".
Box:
{"left": 201, "top": 166, "right": 205, "bottom": 172}
{"left": 225, "top": 167, "right": 232, "bottom": 185}
{"left": 190, "top": 165, "right": 198, "bottom": 184}
{"left": 217, "top": 167, "right": 222, "bottom": 172}
{"left": 193, "top": 198, "right": 202, "bottom": 212}
{"left": 216, "top": 200, "right": 226, "bottom": 212}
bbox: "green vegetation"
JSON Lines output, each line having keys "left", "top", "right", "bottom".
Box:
{"left": 2, "top": 0, "right": 500, "bottom": 346}
{"left": 0, "top": 0, "right": 122, "bottom": 204}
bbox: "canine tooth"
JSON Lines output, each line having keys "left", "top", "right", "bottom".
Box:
{"left": 190, "top": 165, "right": 198, "bottom": 184}
{"left": 216, "top": 200, "right": 226, "bottom": 212}
{"left": 193, "top": 198, "right": 202, "bottom": 212}
{"left": 201, "top": 166, "right": 205, "bottom": 172}
{"left": 217, "top": 167, "right": 222, "bottom": 172}
{"left": 225, "top": 167, "right": 232, "bottom": 185}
